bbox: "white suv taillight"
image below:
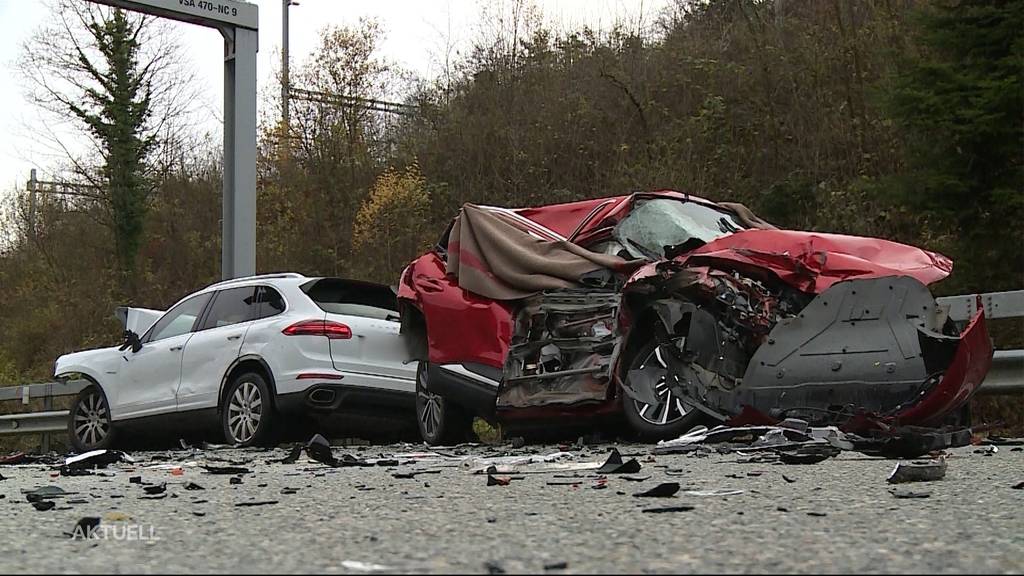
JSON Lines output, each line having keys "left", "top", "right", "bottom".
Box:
{"left": 282, "top": 320, "right": 352, "bottom": 340}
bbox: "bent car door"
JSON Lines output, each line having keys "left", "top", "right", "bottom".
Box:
{"left": 116, "top": 293, "right": 212, "bottom": 420}
{"left": 176, "top": 286, "right": 258, "bottom": 412}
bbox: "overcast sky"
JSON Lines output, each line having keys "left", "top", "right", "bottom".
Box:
{"left": 0, "top": 0, "right": 672, "bottom": 195}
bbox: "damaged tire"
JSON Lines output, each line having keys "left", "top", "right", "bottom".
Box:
{"left": 69, "top": 385, "right": 116, "bottom": 452}
{"left": 622, "top": 340, "right": 704, "bottom": 441}
{"left": 222, "top": 372, "right": 275, "bottom": 447}
{"left": 416, "top": 361, "right": 473, "bottom": 446}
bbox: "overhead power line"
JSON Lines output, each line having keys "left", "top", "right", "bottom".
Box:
{"left": 289, "top": 87, "right": 418, "bottom": 116}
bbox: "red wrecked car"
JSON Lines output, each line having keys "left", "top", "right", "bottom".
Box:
{"left": 397, "top": 191, "right": 992, "bottom": 444}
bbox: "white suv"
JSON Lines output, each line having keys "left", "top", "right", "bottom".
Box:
{"left": 55, "top": 273, "right": 417, "bottom": 451}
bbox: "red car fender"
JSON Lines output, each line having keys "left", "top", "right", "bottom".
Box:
{"left": 399, "top": 252, "right": 514, "bottom": 369}
{"left": 895, "top": 307, "right": 993, "bottom": 425}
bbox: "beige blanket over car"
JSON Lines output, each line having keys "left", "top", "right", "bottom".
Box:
{"left": 447, "top": 201, "right": 775, "bottom": 301}
{"left": 447, "top": 204, "right": 638, "bottom": 300}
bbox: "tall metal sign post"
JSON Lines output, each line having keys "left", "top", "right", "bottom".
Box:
{"left": 88, "top": 0, "right": 259, "bottom": 280}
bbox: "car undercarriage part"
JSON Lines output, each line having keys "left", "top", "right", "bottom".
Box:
{"left": 498, "top": 290, "right": 621, "bottom": 410}
{"left": 637, "top": 269, "right": 966, "bottom": 427}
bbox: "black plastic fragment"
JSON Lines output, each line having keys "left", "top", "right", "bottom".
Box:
{"left": 305, "top": 434, "right": 338, "bottom": 467}
{"left": 777, "top": 444, "right": 840, "bottom": 465}
{"left": 634, "top": 483, "right": 680, "bottom": 498}
{"left": 641, "top": 505, "right": 694, "bottom": 514}
{"left": 235, "top": 500, "right": 279, "bottom": 507}
{"left": 983, "top": 436, "right": 1024, "bottom": 446}
{"left": 184, "top": 482, "right": 205, "bottom": 491}
{"left": 280, "top": 445, "right": 303, "bottom": 464}
{"left": 393, "top": 470, "right": 442, "bottom": 480}
{"left": 25, "top": 486, "right": 66, "bottom": 502}
{"left": 143, "top": 483, "right": 166, "bottom": 495}
{"left": 129, "top": 476, "right": 142, "bottom": 484}
{"left": 596, "top": 449, "right": 642, "bottom": 474}
{"left": 32, "top": 501, "right": 56, "bottom": 511}
{"left": 58, "top": 466, "right": 96, "bottom": 477}
{"left": 64, "top": 450, "right": 125, "bottom": 471}
{"left": 852, "top": 426, "right": 972, "bottom": 459}
{"left": 201, "top": 465, "right": 251, "bottom": 475}
{"left": 230, "top": 477, "right": 243, "bottom": 485}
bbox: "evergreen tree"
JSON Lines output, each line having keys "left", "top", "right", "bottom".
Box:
{"left": 886, "top": 0, "right": 1024, "bottom": 292}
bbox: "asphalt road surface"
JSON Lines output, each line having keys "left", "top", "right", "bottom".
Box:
{"left": 1, "top": 442, "right": 1022, "bottom": 574}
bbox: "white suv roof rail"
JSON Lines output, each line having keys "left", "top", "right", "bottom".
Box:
{"left": 206, "top": 273, "right": 306, "bottom": 290}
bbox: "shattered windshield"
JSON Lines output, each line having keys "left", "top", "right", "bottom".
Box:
{"left": 614, "top": 198, "right": 746, "bottom": 260}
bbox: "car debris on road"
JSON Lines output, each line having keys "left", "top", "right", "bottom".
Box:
{"left": 654, "top": 421, "right": 976, "bottom": 461}
{"left": 887, "top": 459, "right": 948, "bottom": 483}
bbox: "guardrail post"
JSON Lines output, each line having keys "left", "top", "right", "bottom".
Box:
{"left": 41, "top": 383, "right": 53, "bottom": 453}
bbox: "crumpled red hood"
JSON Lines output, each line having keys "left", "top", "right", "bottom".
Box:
{"left": 679, "top": 229, "right": 953, "bottom": 294}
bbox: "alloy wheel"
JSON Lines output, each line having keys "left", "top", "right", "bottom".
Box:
{"left": 633, "top": 346, "right": 689, "bottom": 426}
{"left": 418, "top": 386, "right": 443, "bottom": 440}
{"left": 227, "top": 381, "right": 263, "bottom": 444}
{"left": 73, "top": 391, "right": 110, "bottom": 447}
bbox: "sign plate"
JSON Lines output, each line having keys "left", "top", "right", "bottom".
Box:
{"left": 89, "top": 0, "right": 258, "bottom": 30}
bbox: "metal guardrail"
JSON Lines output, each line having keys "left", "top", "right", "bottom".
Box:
{"left": 0, "top": 411, "right": 72, "bottom": 434}
{"left": 1, "top": 292, "right": 1022, "bottom": 444}
{"left": 978, "top": 350, "right": 1024, "bottom": 395}
{"left": 0, "top": 379, "right": 88, "bottom": 450}
{"left": 937, "top": 291, "right": 1024, "bottom": 322}
{"left": 0, "top": 379, "right": 89, "bottom": 404}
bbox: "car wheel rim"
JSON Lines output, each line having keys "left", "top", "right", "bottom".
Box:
{"left": 74, "top": 391, "right": 110, "bottom": 447}
{"left": 419, "top": 390, "right": 443, "bottom": 440}
{"left": 227, "top": 381, "right": 263, "bottom": 444}
{"left": 417, "top": 367, "right": 443, "bottom": 440}
{"left": 633, "top": 346, "right": 688, "bottom": 426}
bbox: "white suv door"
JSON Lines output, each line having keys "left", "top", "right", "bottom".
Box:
{"left": 176, "top": 286, "right": 259, "bottom": 412}
{"left": 117, "top": 293, "right": 212, "bottom": 420}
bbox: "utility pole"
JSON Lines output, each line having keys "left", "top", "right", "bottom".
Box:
{"left": 282, "top": 0, "right": 298, "bottom": 129}
{"left": 27, "top": 169, "right": 37, "bottom": 237}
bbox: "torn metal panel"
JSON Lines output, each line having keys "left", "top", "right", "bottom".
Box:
{"left": 498, "top": 290, "right": 622, "bottom": 410}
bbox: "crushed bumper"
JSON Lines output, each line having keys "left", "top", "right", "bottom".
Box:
{"left": 894, "top": 305, "right": 992, "bottom": 425}
{"left": 668, "top": 276, "right": 993, "bottom": 425}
